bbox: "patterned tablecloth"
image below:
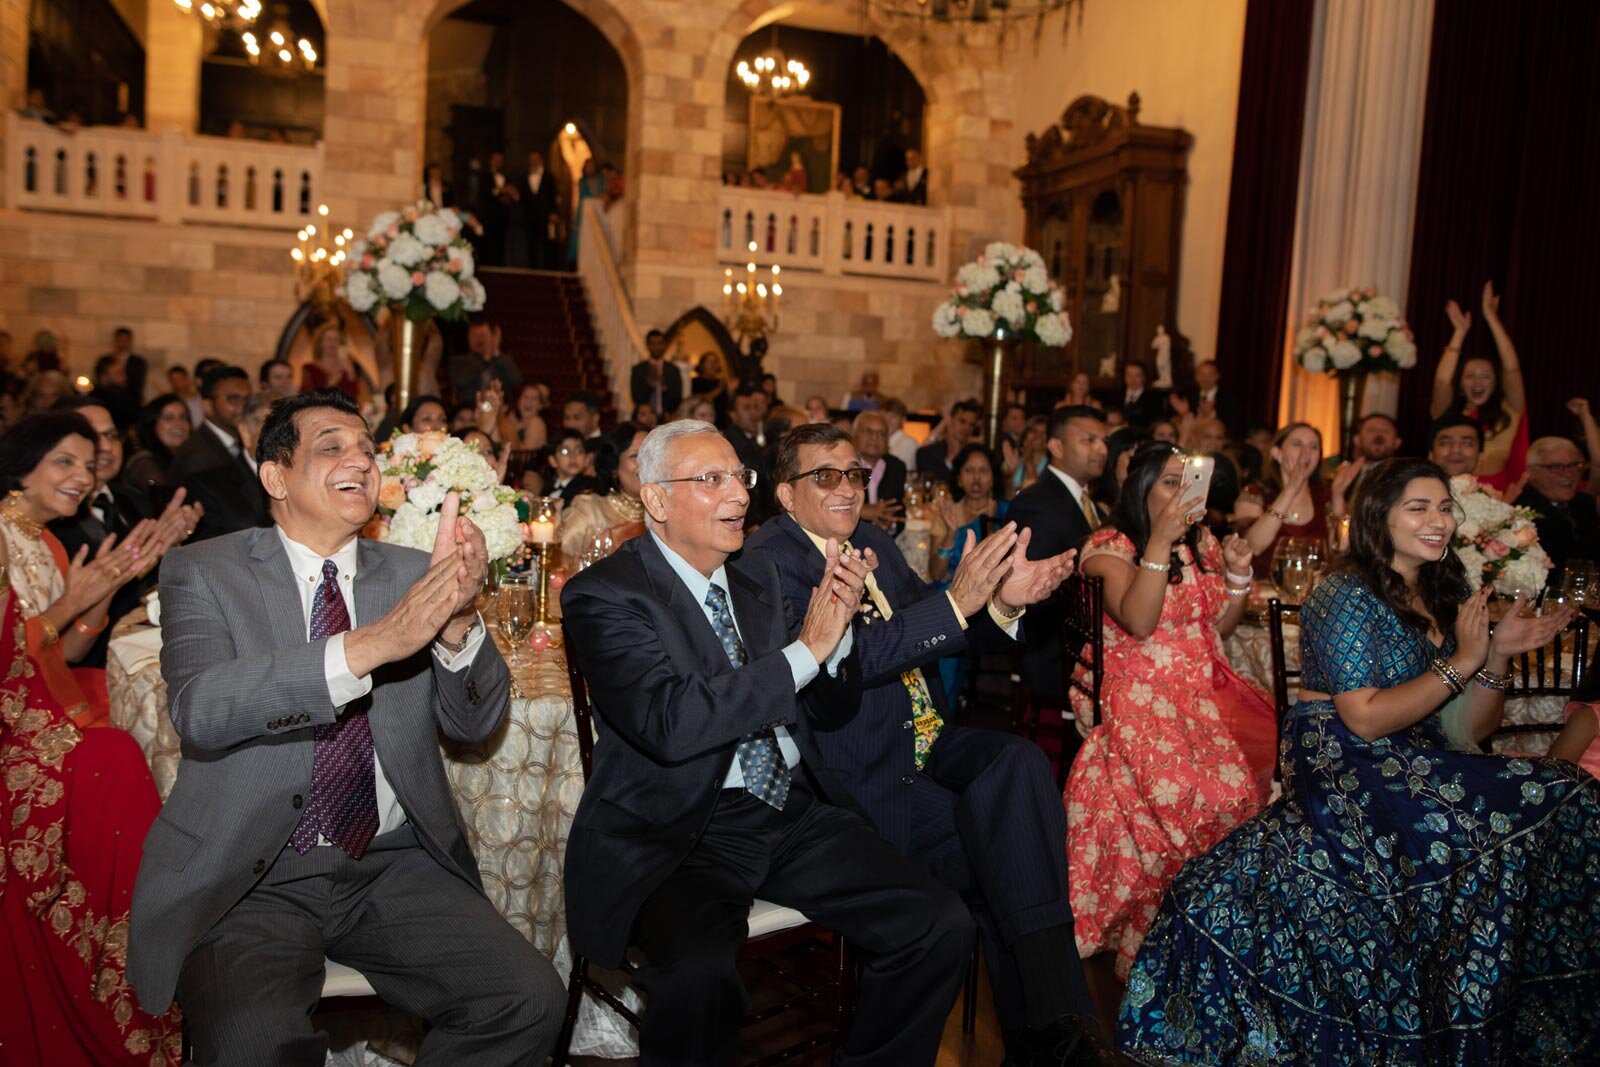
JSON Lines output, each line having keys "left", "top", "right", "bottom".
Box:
{"left": 1223, "top": 619, "right": 1574, "bottom": 756}
{"left": 106, "top": 608, "right": 640, "bottom": 1060}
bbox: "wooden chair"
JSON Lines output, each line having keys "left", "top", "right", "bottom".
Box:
{"left": 1491, "top": 614, "right": 1590, "bottom": 742}
{"left": 1025, "top": 575, "right": 1104, "bottom": 789}
{"left": 1266, "top": 599, "right": 1302, "bottom": 715}
{"left": 551, "top": 625, "right": 855, "bottom": 1066}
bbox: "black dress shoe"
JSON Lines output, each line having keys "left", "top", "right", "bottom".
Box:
{"left": 1014, "top": 1014, "right": 1121, "bottom": 1066}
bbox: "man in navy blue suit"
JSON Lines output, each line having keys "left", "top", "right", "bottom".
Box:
{"left": 746, "top": 423, "right": 1105, "bottom": 1065}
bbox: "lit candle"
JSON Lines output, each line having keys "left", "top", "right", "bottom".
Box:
{"left": 528, "top": 519, "right": 556, "bottom": 545}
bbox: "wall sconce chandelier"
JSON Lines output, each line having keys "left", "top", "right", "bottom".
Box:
{"left": 736, "top": 28, "right": 810, "bottom": 97}
{"left": 172, "top": 0, "right": 262, "bottom": 27}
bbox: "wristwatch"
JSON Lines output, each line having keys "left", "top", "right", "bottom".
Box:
{"left": 436, "top": 617, "right": 476, "bottom": 654}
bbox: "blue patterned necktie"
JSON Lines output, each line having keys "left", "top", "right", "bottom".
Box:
{"left": 289, "top": 559, "right": 380, "bottom": 858}
{"left": 704, "top": 583, "right": 789, "bottom": 810}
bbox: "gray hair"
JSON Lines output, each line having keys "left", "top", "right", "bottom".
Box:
{"left": 1528, "top": 435, "right": 1582, "bottom": 464}
{"left": 638, "top": 419, "right": 722, "bottom": 485}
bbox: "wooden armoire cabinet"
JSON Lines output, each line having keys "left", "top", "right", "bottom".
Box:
{"left": 1011, "top": 93, "right": 1193, "bottom": 409}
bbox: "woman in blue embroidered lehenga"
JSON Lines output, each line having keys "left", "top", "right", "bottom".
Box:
{"left": 1120, "top": 457, "right": 1600, "bottom": 1065}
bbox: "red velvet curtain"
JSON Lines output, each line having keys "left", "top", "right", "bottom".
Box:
{"left": 1212, "top": 0, "right": 1317, "bottom": 432}
{"left": 1401, "top": 0, "right": 1600, "bottom": 448}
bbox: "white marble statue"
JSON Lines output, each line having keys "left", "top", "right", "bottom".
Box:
{"left": 1101, "top": 273, "right": 1121, "bottom": 313}
{"left": 1151, "top": 324, "right": 1172, "bottom": 387}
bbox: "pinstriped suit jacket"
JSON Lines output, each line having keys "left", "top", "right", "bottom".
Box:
{"left": 127, "top": 526, "right": 511, "bottom": 1013}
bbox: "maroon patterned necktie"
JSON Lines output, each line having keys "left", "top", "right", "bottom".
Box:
{"left": 289, "top": 559, "right": 379, "bottom": 858}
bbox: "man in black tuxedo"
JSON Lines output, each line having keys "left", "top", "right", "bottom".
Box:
{"left": 1188, "top": 360, "right": 1241, "bottom": 436}
{"left": 852, "top": 410, "right": 905, "bottom": 534}
{"left": 169, "top": 365, "right": 271, "bottom": 542}
{"left": 629, "top": 329, "right": 684, "bottom": 417}
{"left": 560, "top": 420, "right": 974, "bottom": 1065}
{"left": 901, "top": 147, "right": 928, "bottom": 205}
{"left": 1007, "top": 405, "right": 1109, "bottom": 705}
{"left": 49, "top": 397, "right": 201, "bottom": 666}
{"left": 474, "top": 150, "right": 514, "bottom": 267}
{"left": 548, "top": 429, "right": 599, "bottom": 504}
{"left": 1116, "top": 361, "right": 1167, "bottom": 430}
{"left": 915, "top": 399, "right": 983, "bottom": 481}
{"left": 746, "top": 423, "right": 1101, "bottom": 1064}
{"left": 1517, "top": 435, "right": 1600, "bottom": 586}
{"left": 522, "top": 150, "right": 561, "bottom": 270}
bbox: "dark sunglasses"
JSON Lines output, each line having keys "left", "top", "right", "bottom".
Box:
{"left": 790, "top": 466, "right": 869, "bottom": 490}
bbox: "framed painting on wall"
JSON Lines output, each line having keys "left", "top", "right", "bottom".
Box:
{"left": 747, "top": 97, "right": 840, "bottom": 195}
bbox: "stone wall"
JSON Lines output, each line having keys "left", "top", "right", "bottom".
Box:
{"left": 0, "top": 213, "right": 296, "bottom": 380}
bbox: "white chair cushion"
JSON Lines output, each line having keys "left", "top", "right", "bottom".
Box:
{"left": 747, "top": 899, "right": 812, "bottom": 940}
{"left": 322, "top": 960, "right": 377, "bottom": 1000}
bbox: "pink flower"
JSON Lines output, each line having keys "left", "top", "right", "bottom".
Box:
{"left": 955, "top": 285, "right": 968, "bottom": 297}
{"left": 403, "top": 207, "right": 418, "bottom": 222}
{"left": 1369, "top": 345, "right": 1383, "bottom": 356}
{"left": 385, "top": 224, "right": 400, "bottom": 238}
{"left": 956, "top": 306, "right": 968, "bottom": 316}
{"left": 1344, "top": 319, "right": 1360, "bottom": 335}
{"left": 1013, "top": 269, "right": 1026, "bottom": 281}
{"left": 410, "top": 270, "right": 425, "bottom": 286}
{"left": 1516, "top": 524, "right": 1538, "bottom": 547}
{"left": 1026, "top": 301, "right": 1037, "bottom": 312}
{"left": 361, "top": 253, "right": 375, "bottom": 268}
{"left": 448, "top": 258, "right": 461, "bottom": 272}
{"left": 1484, "top": 539, "right": 1510, "bottom": 559}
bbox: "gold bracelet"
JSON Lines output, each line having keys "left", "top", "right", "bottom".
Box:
{"left": 38, "top": 617, "right": 60, "bottom": 647}
{"left": 1265, "top": 506, "right": 1288, "bottom": 522}
{"left": 73, "top": 616, "right": 109, "bottom": 637}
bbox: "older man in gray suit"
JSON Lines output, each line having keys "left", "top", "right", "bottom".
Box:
{"left": 129, "top": 389, "right": 563, "bottom": 1065}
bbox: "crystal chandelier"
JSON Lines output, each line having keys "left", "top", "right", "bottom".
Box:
{"left": 242, "top": 4, "right": 317, "bottom": 72}
{"left": 722, "top": 243, "right": 783, "bottom": 344}
{"left": 735, "top": 29, "right": 810, "bottom": 97}
{"left": 290, "top": 204, "right": 354, "bottom": 307}
{"left": 865, "top": 0, "right": 1080, "bottom": 38}
{"left": 171, "top": 0, "right": 262, "bottom": 28}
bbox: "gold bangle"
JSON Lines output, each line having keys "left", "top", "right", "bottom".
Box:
{"left": 1265, "top": 506, "right": 1289, "bottom": 522}
{"left": 74, "top": 616, "right": 108, "bottom": 637}
{"left": 38, "top": 617, "right": 60, "bottom": 647}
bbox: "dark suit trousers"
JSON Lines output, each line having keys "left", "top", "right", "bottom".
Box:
{"left": 175, "top": 827, "right": 564, "bottom": 1067}
{"left": 912, "top": 726, "right": 1090, "bottom": 1032}
{"left": 630, "top": 776, "right": 974, "bottom": 1067}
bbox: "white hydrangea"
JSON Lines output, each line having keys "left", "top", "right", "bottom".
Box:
{"left": 1357, "top": 315, "right": 1393, "bottom": 341}
{"left": 423, "top": 271, "right": 461, "bottom": 311}
{"left": 1323, "top": 300, "right": 1356, "bottom": 327}
{"left": 413, "top": 212, "right": 453, "bottom": 248}
{"left": 1035, "top": 311, "right": 1072, "bottom": 347}
{"left": 409, "top": 476, "right": 447, "bottom": 514}
{"left": 991, "top": 289, "right": 1026, "bottom": 328}
{"left": 1301, "top": 346, "right": 1328, "bottom": 373}
{"left": 1021, "top": 265, "right": 1050, "bottom": 293}
{"left": 385, "top": 500, "right": 440, "bottom": 553}
{"left": 961, "top": 309, "right": 995, "bottom": 337}
{"left": 377, "top": 260, "right": 414, "bottom": 301}
{"left": 386, "top": 233, "right": 428, "bottom": 268}
{"left": 390, "top": 433, "right": 420, "bottom": 459}
{"left": 473, "top": 504, "right": 525, "bottom": 562}
{"left": 1386, "top": 332, "right": 1418, "bottom": 368}
{"left": 344, "top": 271, "right": 380, "bottom": 313}
{"left": 1020, "top": 248, "right": 1045, "bottom": 271}
{"left": 932, "top": 302, "right": 961, "bottom": 338}
{"left": 1364, "top": 296, "right": 1400, "bottom": 320}
{"left": 1328, "top": 339, "right": 1363, "bottom": 369}
{"left": 956, "top": 262, "right": 1001, "bottom": 293}
{"left": 1457, "top": 544, "right": 1488, "bottom": 589}
{"left": 367, "top": 211, "right": 400, "bottom": 240}
{"left": 453, "top": 245, "right": 476, "bottom": 280}
{"left": 1323, "top": 287, "right": 1354, "bottom": 306}
{"left": 1294, "top": 326, "right": 1321, "bottom": 350}
{"left": 460, "top": 276, "right": 486, "bottom": 312}
{"left": 984, "top": 241, "right": 1020, "bottom": 263}
{"left": 1497, "top": 546, "right": 1551, "bottom": 594}
{"left": 1049, "top": 287, "right": 1064, "bottom": 312}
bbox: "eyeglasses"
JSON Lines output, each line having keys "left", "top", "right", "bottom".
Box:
{"left": 655, "top": 468, "right": 758, "bottom": 490}
{"left": 789, "top": 466, "right": 869, "bottom": 490}
{"left": 1531, "top": 462, "right": 1589, "bottom": 475}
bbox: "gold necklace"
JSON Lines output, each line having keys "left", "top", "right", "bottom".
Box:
{"left": 0, "top": 491, "right": 44, "bottom": 541}
{"left": 609, "top": 492, "right": 645, "bottom": 521}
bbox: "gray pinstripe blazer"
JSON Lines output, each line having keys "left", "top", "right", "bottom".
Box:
{"left": 127, "top": 526, "right": 511, "bottom": 1013}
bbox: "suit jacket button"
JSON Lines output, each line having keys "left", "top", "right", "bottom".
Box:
{"left": 902, "top": 720, "right": 913, "bottom": 729}
{"left": 292, "top": 794, "right": 303, "bottom": 809}
{"left": 900, "top": 775, "right": 914, "bottom": 785}
{"left": 252, "top": 859, "right": 266, "bottom": 874}
{"left": 299, "top": 714, "right": 310, "bottom": 723}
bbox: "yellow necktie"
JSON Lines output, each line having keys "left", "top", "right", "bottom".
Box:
{"left": 848, "top": 545, "right": 944, "bottom": 769}
{"left": 1079, "top": 491, "right": 1100, "bottom": 530}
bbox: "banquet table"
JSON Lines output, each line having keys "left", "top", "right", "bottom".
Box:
{"left": 106, "top": 606, "right": 641, "bottom": 1061}
{"left": 1223, "top": 616, "right": 1579, "bottom": 756}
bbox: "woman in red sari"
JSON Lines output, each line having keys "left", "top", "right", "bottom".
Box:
{"left": 0, "top": 544, "right": 182, "bottom": 1064}
{"left": 0, "top": 413, "right": 190, "bottom": 725}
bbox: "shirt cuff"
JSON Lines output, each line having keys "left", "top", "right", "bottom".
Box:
{"left": 944, "top": 591, "right": 970, "bottom": 631}
{"left": 986, "top": 598, "right": 1025, "bottom": 637}
{"left": 782, "top": 639, "right": 821, "bottom": 692}
{"left": 823, "top": 626, "right": 854, "bottom": 677}
{"left": 433, "top": 613, "right": 487, "bottom": 671}
{"left": 325, "top": 632, "right": 374, "bottom": 708}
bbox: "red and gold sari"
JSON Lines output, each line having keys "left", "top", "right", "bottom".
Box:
{"left": 0, "top": 565, "right": 181, "bottom": 1065}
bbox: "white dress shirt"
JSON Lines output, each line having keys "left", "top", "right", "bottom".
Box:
{"left": 648, "top": 531, "right": 852, "bottom": 789}
{"left": 206, "top": 419, "right": 256, "bottom": 473}
{"left": 888, "top": 429, "right": 918, "bottom": 471}
{"left": 1048, "top": 465, "right": 1098, "bottom": 524}
{"left": 277, "top": 528, "right": 487, "bottom": 838}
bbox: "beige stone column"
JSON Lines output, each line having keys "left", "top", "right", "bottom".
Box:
{"left": 0, "top": 0, "right": 28, "bottom": 205}
{"left": 145, "top": 2, "right": 204, "bottom": 133}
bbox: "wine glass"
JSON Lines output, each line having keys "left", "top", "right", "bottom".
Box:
{"left": 496, "top": 574, "right": 536, "bottom": 681}
{"left": 1270, "top": 538, "right": 1306, "bottom": 595}
{"left": 1279, "top": 556, "right": 1313, "bottom": 604}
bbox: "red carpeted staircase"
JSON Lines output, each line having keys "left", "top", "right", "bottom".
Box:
{"left": 477, "top": 268, "right": 615, "bottom": 423}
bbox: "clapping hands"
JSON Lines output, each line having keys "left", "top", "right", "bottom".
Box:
{"left": 798, "top": 538, "right": 876, "bottom": 663}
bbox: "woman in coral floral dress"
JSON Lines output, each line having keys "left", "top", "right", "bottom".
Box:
{"left": 1064, "top": 444, "right": 1277, "bottom": 1009}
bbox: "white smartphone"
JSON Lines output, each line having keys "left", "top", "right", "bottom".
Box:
{"left": 1179, "top": 454, "right": 1215, "bottom": 514}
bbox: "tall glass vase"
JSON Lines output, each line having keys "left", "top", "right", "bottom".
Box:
{"left": 983, "top": 333, "right": 1019, "bottom": 447}
{"left": 1338, "top": 371, "right": 1368, "bottom": 458}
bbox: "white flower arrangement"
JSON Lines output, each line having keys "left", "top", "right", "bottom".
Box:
{"left": 376, "top": 432, "right": 523, "bottom": 563}
{"left": 1449, "top": 474, "right": 1551, "bottom": 594}
{"left": 1293, "top": 286, "right": 1417, "bottom": 375}
{"left": 340, "top": 200, "right": 485, "bottom": 322}
{"left": 932, "top": 242, "right": 1072, "bottom": 347}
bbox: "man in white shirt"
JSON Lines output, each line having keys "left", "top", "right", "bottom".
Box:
{"left": 130, "top": 389, "right": 563, "bottom": 1064}
{"left": 880, "top": 396, "right": 920, "bottom": 471}
{"left": 902, "top": 147, "right": 928, "bottom": 205}
{"left": 561, "top": 420, "right": 976, "bottom": 1065}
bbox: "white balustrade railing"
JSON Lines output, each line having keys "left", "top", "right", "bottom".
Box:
{"left": 5, "top": 114, "right": 323, "bottom": 230}
{"left": 717, "top": 188, "right": 950, "bottom": 283}
{"left": 577, "top": 199, "right": 646, "bottom": 406}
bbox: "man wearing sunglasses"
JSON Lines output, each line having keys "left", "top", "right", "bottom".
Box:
{"left": 561, "top": 420, "right": 977, "bottom": 1066}
{"left": 747, "top": 423, "right": 1109, "bottom": 1065}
